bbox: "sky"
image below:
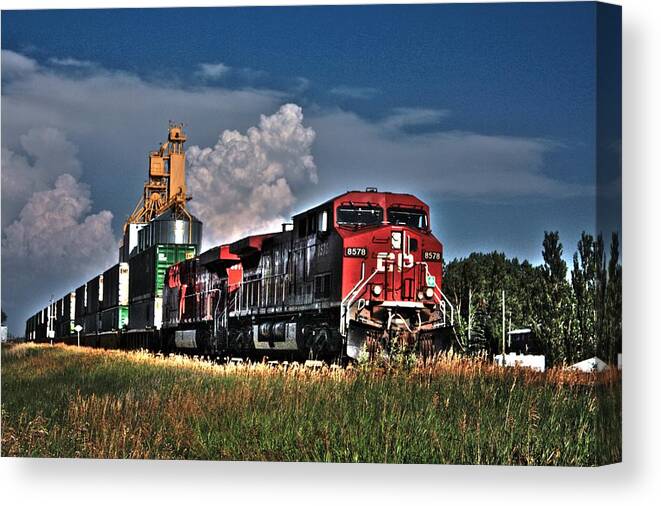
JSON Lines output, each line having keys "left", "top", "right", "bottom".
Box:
{"left": 1, "top": 3, "right": 621, "bottom": 334}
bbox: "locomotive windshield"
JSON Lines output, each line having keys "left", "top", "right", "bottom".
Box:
{"left": 387, "top": 207, "right": 428, "bottom": 229}
{"left": 336, "top": 205, "right": 383, "bottom": 228}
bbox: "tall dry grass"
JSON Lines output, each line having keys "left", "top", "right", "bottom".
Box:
{"left": 1, "top": 343, "right": 620, "bottom": 464}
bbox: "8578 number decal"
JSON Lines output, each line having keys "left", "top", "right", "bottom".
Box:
{"left": 345, "top": 247, "right": 367, "bottom": 258}
{"left": 423, "top": 251, "right": 442, "bottom": 262}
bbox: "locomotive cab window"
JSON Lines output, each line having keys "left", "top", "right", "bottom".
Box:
{"left": 387, "top": 207, "right": 428, "bottom": 230}
{"left": 336, "top": 205, "right": 383, "bottom": 228}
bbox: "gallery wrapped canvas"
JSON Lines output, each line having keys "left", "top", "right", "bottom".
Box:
{"left": 1, "top": 2, "right": 621, "bottom": 465}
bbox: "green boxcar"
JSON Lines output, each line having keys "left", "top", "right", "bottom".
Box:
{"left": 128, "top": 244, "right": 197, "bottom": 329}
{"left": 129, "top": 244, "right": 197, "bottom": 301}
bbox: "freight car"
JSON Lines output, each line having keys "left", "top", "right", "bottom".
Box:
{"left": 159, "top": 188, "right": 455, "bottom": 360}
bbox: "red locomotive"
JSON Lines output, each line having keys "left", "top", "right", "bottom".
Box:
{"left": 161, "top": 188, "right": 454, "bottom": 359}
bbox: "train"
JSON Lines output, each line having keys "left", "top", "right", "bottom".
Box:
{"left": 25, "top": 187, "right": 455, "bottom": 360}
{"left": 24, "top": 125, "right": 454, "bottom": 361}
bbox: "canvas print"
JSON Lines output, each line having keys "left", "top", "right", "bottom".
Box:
{"left": 1, "top": 2, "right": 621, "bottom": 465}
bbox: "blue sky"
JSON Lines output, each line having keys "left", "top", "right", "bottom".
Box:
{"left": 1, "top": 3, "right": 621, "bottom": 333}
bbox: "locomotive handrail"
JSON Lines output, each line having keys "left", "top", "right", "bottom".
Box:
{"left": 340, "top": 261, "right": 366, "bottom": 331}
{"left": 229, "top": 272, "right": 292, "bottom": 316}
{"left": 340, "top": 261, "right": 379, "bottom": 336}
{"left": 344, "top": 269, "right": 379, "bottom": 317}
{"left": 421, "top": 262, "right": 455, "bottom": 326}
{"left": 439, "top": 289, "right": 455, "bottom": 326}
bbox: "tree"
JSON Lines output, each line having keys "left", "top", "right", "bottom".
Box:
{"left": 604, "top": 232, "right": 622, "bottom": 361}
{"left": 594, "top": 234, "right": 608, "bottom": 359}
{"left": 442, "top": 230, "right": 621, "bottom": 367}
{"left": 444, "top": 252, "right": 543, "bottom": 355}
{"left": 535, "top": 231, "right": 574, "bottom": 364}
{"left": 572, "top": 233, "right": 596, "bottom": 359}
{"left": 570, "top": 232, "right": 615, "bottom": 361}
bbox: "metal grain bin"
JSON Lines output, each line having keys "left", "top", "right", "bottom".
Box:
{"left": 137, "top": 209, "right": 202, "bottom": 254}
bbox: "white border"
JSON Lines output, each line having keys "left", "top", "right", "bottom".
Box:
{"left": 2, "top": 0, "right": 660, "bottom": 504}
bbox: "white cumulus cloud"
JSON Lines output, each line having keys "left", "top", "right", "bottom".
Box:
{"left": 1, "top": 127, "right": 83, "bottom": 228}
{"left": 3, "top": 174, "right": 116, "bottom": 263}
{"left": 2, "top": 173, "right": 118, "bottom": 328}
{"left": 187, "top": 103, "right": 317, "bottom": 247}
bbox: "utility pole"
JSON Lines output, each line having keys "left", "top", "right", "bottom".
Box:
{"left": 501, "top": 289, "right": 506, "bottom": 360}
{"left": 48, "top": 295, "right": 54, "bottom": 346}
{"left": 468, "top": 288, "right": 472, "bottom": 347}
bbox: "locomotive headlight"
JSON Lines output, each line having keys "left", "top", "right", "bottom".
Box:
{"left": 417, "top": 291, "right": 424, "bottom": 300}
{"left": 391, "top": 231, "right": 402, "bottom": 250}
{"left": 424, "top": 287, "right": 435, "bottom": 299}
{"left": 372, "top": 284, "right": 383, "bottom": 296}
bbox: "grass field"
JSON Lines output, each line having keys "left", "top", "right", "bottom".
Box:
{"left": 1, "top": 343, "right": 621, "bottom": 465}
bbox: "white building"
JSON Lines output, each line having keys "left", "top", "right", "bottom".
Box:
{"left": 494, "top": 353, "right": 546, "bottom": 372}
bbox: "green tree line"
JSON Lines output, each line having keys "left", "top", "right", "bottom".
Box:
{"left": 443, "top": 231, "right": 621, "bottom": 366}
